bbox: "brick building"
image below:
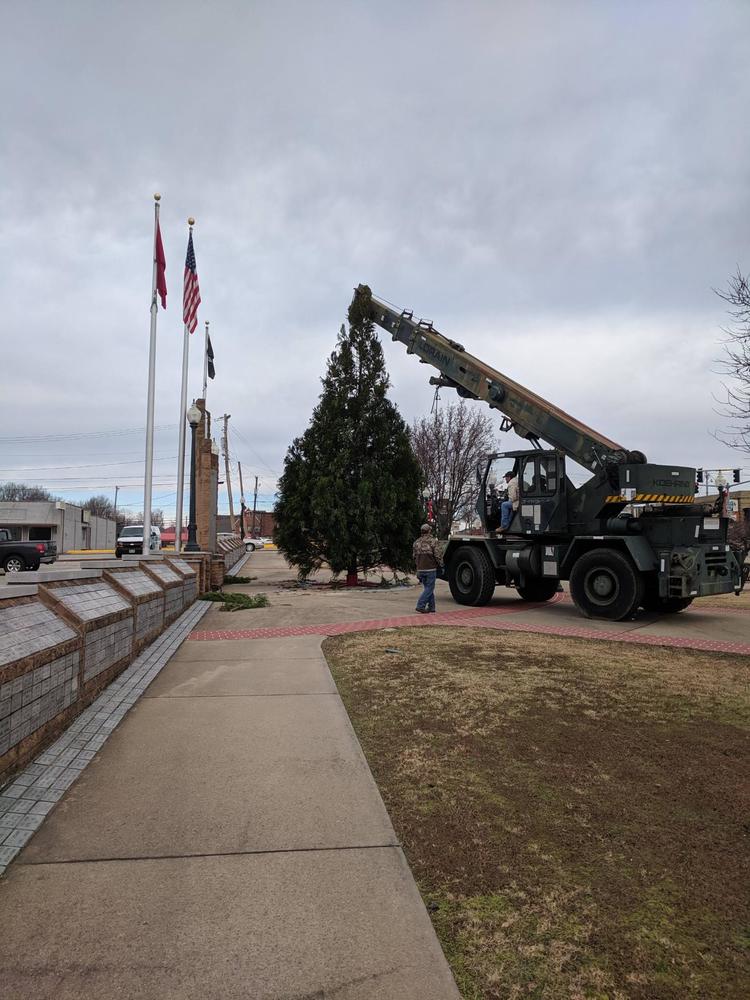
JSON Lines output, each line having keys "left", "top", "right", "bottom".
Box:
{"left": 217, "top": 510, "right": 276, "bottom": 538}
{"left": 701, "top": 490, "right": 750, "bottom": 522}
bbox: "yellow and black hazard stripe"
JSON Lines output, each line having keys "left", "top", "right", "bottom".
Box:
{"left": 604, "top": 494, "right": 695, "bottom": 504}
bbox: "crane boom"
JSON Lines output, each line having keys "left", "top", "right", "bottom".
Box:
{"left": 359, "top": 286, "right": 632, "bottom": 471}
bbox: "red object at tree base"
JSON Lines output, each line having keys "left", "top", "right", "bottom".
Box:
{"left": 346, "top": 571, "right": 359, "bottom": 587}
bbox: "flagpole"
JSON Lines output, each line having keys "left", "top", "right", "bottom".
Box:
{"left": 142, "top": 194, "right": 161, "bottom": 556}
{"left": 202, "top": 320, "right": 209, "bottom": 402}
{"left": 174, "top": 216, "right": 195, "bottom": 554}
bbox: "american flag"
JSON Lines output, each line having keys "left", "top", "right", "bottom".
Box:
{"left": 183, "top": 231, "right": 201, "bottom": 333}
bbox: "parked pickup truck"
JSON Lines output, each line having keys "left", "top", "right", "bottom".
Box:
{"left": 0, "top": 529, "right": 57, "bottom": 572}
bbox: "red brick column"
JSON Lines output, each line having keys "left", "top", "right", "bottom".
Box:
{"left": 194, "top": 399, "right": 219, "bottom": 553}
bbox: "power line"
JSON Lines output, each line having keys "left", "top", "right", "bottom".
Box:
{"left": 0, "top": 424, "right": 178, "bottom": 445}
{"left": 0, "top": 476, "right": 179, "bottom": 489}
{"left": 116, "top": 491, "right": 178, "bottom": 508}
{"left": 0, "top": 456, "right": 178, "bottom": 473}
{"left": 231, "top": 426, "right": 281, "bottom": 476}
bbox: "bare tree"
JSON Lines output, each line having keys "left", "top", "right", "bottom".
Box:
{"left": 715, "top": 269, "right": 750, "bottom": 454}
{"left": 728, "top": 515, "right": 750, "bottom": 557}
{"left": 411, "top": 400, "right": 497, "bottom": 537}
{"left": 80, "top": 494, "right": 115, "bottom": 519}
{"left": 113, "top": 508, "right": 165, "bottom": 534}
{"left": 0, "top": 482, "right": 57, "bottom": 502}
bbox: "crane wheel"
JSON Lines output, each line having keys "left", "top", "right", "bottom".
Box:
{"left": 516, "top": 578, "right": 560, "bottom": 602}
{"left": 569, "top": 548, "right": 643, "bottom": 621}
{"left": 448, "top": 546, "right": 496, "bottom": 606}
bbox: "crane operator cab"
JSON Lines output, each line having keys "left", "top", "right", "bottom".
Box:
{"left": 481, "top": 450, "right": 566, "bottom": 536}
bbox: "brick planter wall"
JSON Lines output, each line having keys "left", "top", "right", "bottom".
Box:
{"left": 217, "top": 537, "right": 245, "bottom": 569}
{"left": 211, "top": 557, "right": 226, "bottom": 589}
{"left": 37, "top": 581, "right": 134, "bottom": 696}
{"left": 140, "top": 562, "right": 184, "bottom": 623}
{"left": 165, "top": 557, "right": 199, "bottom": 608}
{"left": 0, "top": 558, "right": 199, "bottom": 787}
{"left": 103, "top": 567, "right": 165, "bottom": 653}
{"left": 176, "top": 552, "right": 212, "bottom": 593}
{"left": 0, "top": 595, "right": 82, "bottom": 778}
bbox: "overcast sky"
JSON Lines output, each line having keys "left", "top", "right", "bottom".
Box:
{"left": 2, "top": 1, "right": 749, "bottom": 520}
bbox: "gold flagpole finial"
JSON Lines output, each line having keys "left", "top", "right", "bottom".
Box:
{"left": 188, "top": 216, "right": 195, "bottom": 227}
{"left": 154, "top": 193, "right": 161, "bottom": 201}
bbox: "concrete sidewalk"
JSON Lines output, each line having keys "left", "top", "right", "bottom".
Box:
{"left": 0, "top": 630, "right": 460, "bottom": 997}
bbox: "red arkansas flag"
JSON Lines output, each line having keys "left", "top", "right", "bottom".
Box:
{"left": 155, "top": 220, "right": 167, "bottom": 309}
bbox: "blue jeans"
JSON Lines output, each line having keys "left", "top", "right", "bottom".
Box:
{"left": 500, "top": 500, "right": 515, "bottom": 529}
{"left": 416, "top": 570, "right": 437, "bottom": 611}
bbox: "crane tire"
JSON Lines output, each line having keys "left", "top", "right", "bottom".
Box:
{"left": 516, "top": 578, "right": 560, "bottom": 602}
{"left": 448, "top": 545, "right": 496, "bottom": 606}
{"left": 569, "top": 548, "right": 643, "bottom": 621}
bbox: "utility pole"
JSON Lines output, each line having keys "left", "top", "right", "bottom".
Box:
{"left": 237, "top": 461, "right": 247, "bottom": 538}
{"left": 222, "top": 414, "right": 235, "bottom": 532}
{"left": 252, "top": 475, "right": 259, "bottom": 536}
{"left": 113, "top": 485, "right": 119, "bottom": 523}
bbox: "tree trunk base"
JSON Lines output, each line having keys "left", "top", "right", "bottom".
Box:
{"left": 346, "top": 571, "right": 358, "bottom": 587}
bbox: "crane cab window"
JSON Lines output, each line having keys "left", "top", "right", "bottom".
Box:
{"left": 539, "top": 456, "right": 558, "bottom": 493}
{"left": 521, "top": 456, "right": 558, "bottom": 497}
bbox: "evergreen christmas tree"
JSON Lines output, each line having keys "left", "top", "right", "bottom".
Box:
{"left": 275, "top": 286, "right": 423, "bottom": 583}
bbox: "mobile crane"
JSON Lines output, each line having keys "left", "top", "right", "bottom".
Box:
{"left": 355, "top": 285, "right": 746, "bottom": 620}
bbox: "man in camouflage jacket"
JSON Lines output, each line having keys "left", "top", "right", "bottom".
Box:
{"left": 413, "top": 522, "right": 443, "bottom": 613}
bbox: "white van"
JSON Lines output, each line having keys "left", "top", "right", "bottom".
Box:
{"left": 116, "top": 525, "right": 162, "bottom": 558}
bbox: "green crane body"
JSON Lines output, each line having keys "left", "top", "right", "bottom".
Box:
{"left": 357, "top": 285, "right": 746, "bottom": 620}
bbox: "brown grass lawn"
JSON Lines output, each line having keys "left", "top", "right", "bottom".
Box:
{"left": 324, "top": 628, "right": 750, "bottom": 1000}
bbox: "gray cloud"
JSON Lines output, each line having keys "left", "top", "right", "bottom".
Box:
{"left": 2, "top": 1, "right": 749, "bottom": 516}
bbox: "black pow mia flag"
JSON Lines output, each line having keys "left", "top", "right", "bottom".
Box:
{"left": 207, "top": 334, "right": 215, "bottom": 379}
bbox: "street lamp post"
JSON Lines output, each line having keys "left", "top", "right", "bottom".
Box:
{"left": 422, "top": 487, "right": 431, "bottom": 523}
{"left": 185, "top": 402, "right": 201, "bottom": 552}
{"left": 714, "top": 471, "right": 728, "bottom": 518}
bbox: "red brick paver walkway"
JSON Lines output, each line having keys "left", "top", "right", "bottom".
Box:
{"left": 190, "top": 594, "right": 750, "bottom": 656}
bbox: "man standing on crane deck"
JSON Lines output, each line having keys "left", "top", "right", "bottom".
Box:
{"left": 413, "top": 522, "right": 443, "bottom": 613}
{"left": 500, "top": 470, "right": 519, "bottom": 532}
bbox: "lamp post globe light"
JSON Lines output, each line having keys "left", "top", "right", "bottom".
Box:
{"left": 421, "top": 487, "right": 432, "bottom": 524}
{"left": 185, "top": 402, "right": 201, "bottom": 552}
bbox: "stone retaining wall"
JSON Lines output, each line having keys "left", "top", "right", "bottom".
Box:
{"left": 217, "top": 537, "right": 245, "bottom": 570}
{"left": 0, "top": 556, "right": 199, "bottom": 785}
{"left": 140, "top": 562, "right": 185, "bottom": 624}
{"left": 0, "top": 597, "right": 81, "bottom": 774}
{"left": 37, "top": 580, "right": 135, "bottom": 694}
{"left": 104, "top": 567, "right": 165, "bottom": 653}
